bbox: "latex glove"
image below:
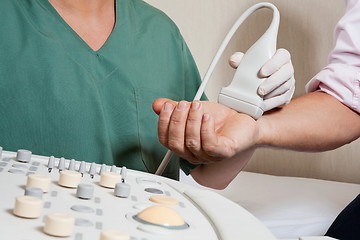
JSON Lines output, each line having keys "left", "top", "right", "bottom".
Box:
{"left": 229, "top": 48, "right": 295, "bottom": 111}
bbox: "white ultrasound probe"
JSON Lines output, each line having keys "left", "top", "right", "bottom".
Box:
{"left": 155, "top": 2, "right": 280, "bottom": 175}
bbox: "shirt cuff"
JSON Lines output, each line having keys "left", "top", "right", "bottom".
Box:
{"left": 306, "top": 63, "right": 360, "bottom": 113}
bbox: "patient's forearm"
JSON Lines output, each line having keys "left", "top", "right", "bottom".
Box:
{"left": 190, "top": 148, "right": 255, "bottom": 190}
{"left": 257, "top": 92, "right": 360, "bottom": 151}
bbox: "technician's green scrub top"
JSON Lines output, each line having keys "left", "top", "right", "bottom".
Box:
{"left": 0, "top": 0, "right": 203, "bottom": 179}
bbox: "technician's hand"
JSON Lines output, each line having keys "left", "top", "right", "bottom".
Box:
{"left": 229, "top": 48, "right": 295, "bottom": 111}
{"left": 152, "top": 98, "right": 258, "bottom": 164}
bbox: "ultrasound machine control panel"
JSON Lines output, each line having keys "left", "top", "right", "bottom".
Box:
{"left": 0, "top": 147, "right": 278, "bottom": 240}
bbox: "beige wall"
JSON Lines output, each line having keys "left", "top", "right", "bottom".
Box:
{"left": 146, "top": 0, "right": 360, "bottom": 184}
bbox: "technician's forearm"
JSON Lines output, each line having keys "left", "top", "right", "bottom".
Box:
{"left": 257, "top": 92, "right": 360, "bottom": 151}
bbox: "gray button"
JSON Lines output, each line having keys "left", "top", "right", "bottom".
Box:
{"left": 0, "top": 162, "right": 7, "bottom": 167}
{"left": 26, "top": 172, "right": 35, "bottom": 176}
{"left": 75, "top": 218, "right": 93, "bottom": 227}
{"left": 94, "top": 197, "right": 101, "bottom": 204}
{"left": 0, "top": 168, "right": 3, "bottom": 172}
{"left": 96, "top": 222, "right": 103, "bottom": 230}
{"left": 131, "top": 196, "right": 138, "bottom": 202}
{"left": 96, "top": 209, "right": 103, "bottom": 216}
{"left": 75, "top": 233, "right": 83, "bottom": 240}
{"left": 164, "top": 191, "right": 171, "bottom": 196}
{"left": 16, "top": 149, "right": 32, "bottom": 163}
{"left": 12, "top": 163, "right": 28, "bottom": 169}
{"left": 136, "top": 178, "right": 162, "bottom": 186}
{"left": 76, "top": 184, "right": 94, "bottom": 199}
{"left": 144, "top": 188, "right": 163, "bottom": 194}
{"left": 2, "top": 158, "right": 11, "bottom": 162}
{"left": 71, "top": 205, "right": 94, "bottom": 213}
{"left": 179, "top": 202, "right": 185, "bottom": 208}
{"left": 25, "top": 187, "right": 43, "bottom": 199}
{"left": 44, "top": 201, "right": 51, "bottom": 208}
{"left": 8, "top": 169, "right": 25, "bottom": 175}
{"left": 29, "top": 166, "right": 38, "bottom": 171}
{"left": 114, "top": 183, "right": 131, "bottom": 198}
{"left": 51, "top": 191, "right": 58, "bottom": 197}
{"left": 32, "top": 161, "right": 40, "bottom": 166}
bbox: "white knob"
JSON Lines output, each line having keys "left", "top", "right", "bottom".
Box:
{"left": 26, "top": 174, "right": 51, "bottom": 193}
{"left": 99, "top": 172, "right": 122, "bottom": 189}
{"left": 58, "top": 170, "right": 81, "bottom": 188}
{"left": 13, "top": 195, "right": 43, "bottom": 218}
{"left": 44, "top": 213, "right": 75, "bottom": 237}
{"left": 16, "top": 149, "right": 32, "bottom": 163}
{"left": 100, "top": 229, "right": 130, "bottom": 240}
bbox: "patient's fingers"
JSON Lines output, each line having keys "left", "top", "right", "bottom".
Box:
{"left": 167, "top": 101, "right": 198, "bottom": 162}
{"left": 157, "top": 102, "right": 175, "bottom": 147}
{"left": 200, "top": 113, "right": 222, "bottom": 161}
{"left": 185, "top": 101, "right": 205, "bottom": 159}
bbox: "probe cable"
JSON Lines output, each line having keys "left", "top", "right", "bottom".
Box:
{"left": 155, "top": 2, "right": 279, "bottom": 175}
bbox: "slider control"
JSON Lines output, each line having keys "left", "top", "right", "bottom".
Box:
{"left": 121, "top": 167, "right": 127, "bottom": 183}
{"left": 47, "top": 156, "right": 55, "bottom": 173}
{"left": 58, "top": 157, "right": 65, "bottom": 172}
{"left": 89, "top": 162, "right": 96, "bottom": 178}
{"left": 68, "top": 159, "right": 76, "bottom": 171}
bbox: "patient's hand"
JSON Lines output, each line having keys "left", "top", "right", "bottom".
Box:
{"left": 152, "top": 98, "right": 258, "bottom": 165}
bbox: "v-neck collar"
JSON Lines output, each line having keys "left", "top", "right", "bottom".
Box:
{"left": 39, "top": 0, "right": 120, "bottom": 54}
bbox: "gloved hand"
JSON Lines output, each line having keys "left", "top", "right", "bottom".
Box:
{"left": 229, "top": 48, "right": 295, "bottom": 111}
